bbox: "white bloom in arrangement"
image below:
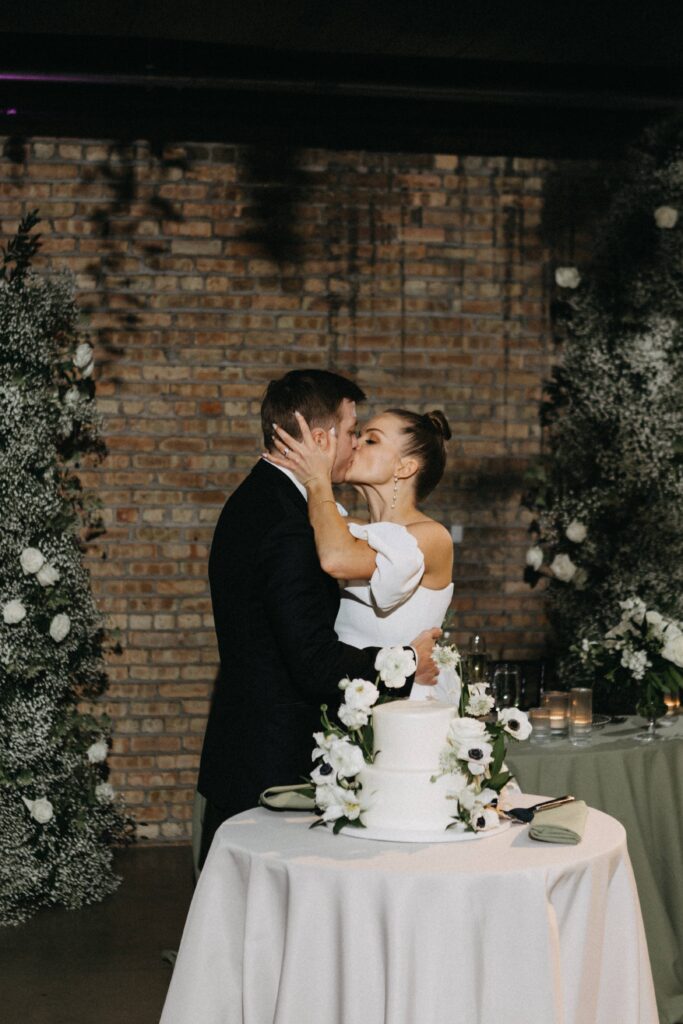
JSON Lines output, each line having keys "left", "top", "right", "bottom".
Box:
{"left": 471, "top": 806, "right": 500, "bottom": 832}
{"left": 456, "top": 738, "right": 494, "bottom": 776}
{"left": 73, "top": 342, "right": 94, "bottom": 369}
{"left": 497, "top": 707, "right": 532, "bottom": 741}
{"left": 374, "top": 646, "right": 416, "bottom": 688}
{"left": 2, "top": 599, "right": 27, "bottom": 625}
{"left": 338, "top": 703, "right": 370, "bottom": 730}
{"left": 619, "top": 597, "right": 646, "bottom": 623}
{"left": 341, "top": 678, "right": 379, "bottom": 713}
{"left": 448, "top": 716, "right": 486, "bottom": 749}
{"left": 22, "top": 796, "right": 54, "bottom": 825}
{"left": 662, "top": 627, "right": 683, "bottom": 668}
{"left": 339, "top": 788, "right": 362, "bottom": 821}
{"left": 315, "top": 783, "right": 350, "bottom": 822}
{"left": 554, "top": 266, "right": 581, "bottom": 289}
{"left": 465, "top": 683, "right": 495, "bottom": 717}
{"left": 620, "top": 648, "right": 651, "bottom": 681}
{"left": 525, "top": 546, "right": 543, "bottom": 571}
{"left": 86, "top": 739, "right": 108, "bottom": 764}
{"left": 654, "top": 205, "right": 678, "bottom": 229}
{"left": 565, "top": 520, "right": 587, "bottom": 543}
{"left": 327, "top": 737, "right": 364, "bottom": 779}
{"left": 549, "top": 553, "right": 577, "bottom": 582}
{"left": 20, "top": 547, "right": 45, "bottom": 575}
{"left": 645, "top": 610, "right": 666, "bottom": 639}
{"left": 432, "top": 644, "right": 461, "bottom": 670}
{"left": 95, "top": 782, "right": 115, "bottom": 803}
{"left": 311, "top": 762, "right": 337, "bottom": 786}
{"left": 49, "top": 613, "right": 71, "bottom": 642}
{"left": 572, "top": 568, "right": 589, "bottom": 590}
{"left": 312, "top": 732, "right": 337, "bottom": 761}
{"left": 81, "top": 360, "right": 95, "bottom": 378}
{"left": 36, "top": 563, "right": 60, "bottom": 588}
{"left": 64, "top": 385, "right": 80, "bottom": 406}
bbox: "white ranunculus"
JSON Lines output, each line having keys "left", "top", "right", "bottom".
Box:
{"left": 342, "top": 678, "right": 379, "bottom": 712}
{"left": 456, "top": 739, "right": 494, "bottom": 776}
{"left": 87, "top": 739, "right": 108, "bottom": 764}
{"left": 95, "top": 782, "right": 115, "bottom": 803}
{"left": 525, "top": 545, "right": 543, "bottom": 571}
{"left": 3, "top": 599, "right": 27, "bottom": 625}
{"left": 497, "top": 707, "right": 532, "bottom": 741}
{"left": 554, "top": 266, "right": 581, "bottom": 289}
{"left": 448, "top": 716, "right": 486, "bottom": 749}
{"left": 654, "top": 205, "right": 678, "bottom": 229}
{"left": 444, "top": 769, "right": 470, "bottom": 799}
{"left": 338, "top": 703, "right": 369, "bottom": 730}
{"left": 662, "top": 628, "right": 683, "bottom": 668}
{"left": 73, "top": 342, "right": 94, "bottom": 369}
{"left": 565, "top": 520, "right": 587, "bottom": 543}
{"left": 22, "top": 796, "right": 54, "bottom": 825}
{"left": 36, "top": 563, "right": 60, "bottom": 588}
{"left": 49, "top": 613, "right": 71, "bottom": 642}
{"left": 20, "top": 547, "right": 45, "bottom": 575}
{"left": 375, "top": 646, "right": 416, "bottom": 688}
{"left": 549, "top": 553, "right": 577, "bottom": 582}
{"left": 327, "top": 737, "right": 364, "bottom": 779}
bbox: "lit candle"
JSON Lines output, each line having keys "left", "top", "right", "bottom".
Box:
{"left": 664, "top": 693, "right": 680, "bottom": 715}
{"left": 543, "top": 691, "right": 569, "bottom": 735}
{"left": 569, "top": 688, "right": 593, "bottom": 746}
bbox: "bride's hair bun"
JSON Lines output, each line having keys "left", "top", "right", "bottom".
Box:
{"left": 423, "top": 410, "right": 451, "bottom": 442}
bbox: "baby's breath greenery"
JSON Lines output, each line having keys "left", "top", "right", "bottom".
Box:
{"left": 524, "top": 118, "right": 683, "bottom": 713}
{"left": 0, "top": 214, "right": 129, "bottom": 926}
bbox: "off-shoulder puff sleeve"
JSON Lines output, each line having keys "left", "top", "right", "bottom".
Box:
{"left": 346, "top": 521, "right": 425, "bottom": 611}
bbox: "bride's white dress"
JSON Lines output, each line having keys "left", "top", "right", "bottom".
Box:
{"left": 334, "top": 521, "right": 460, "bottom": 703}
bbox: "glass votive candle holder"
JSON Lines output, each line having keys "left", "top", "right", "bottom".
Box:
{"left": 569, "top": 688, "right": 593, "bottom": 746}
{"left": 529, "top": 707, "right": 552, "bottom": 744}
{"left": 663, "top": 692, "right": 680, "bottom": 715}
{"left": 542, "top": 691, "right": 569, "bottom": 736}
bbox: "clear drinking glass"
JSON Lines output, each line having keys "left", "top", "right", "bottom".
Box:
{"left": 492, "top": 664, "right": 521, "bottom": 710}
{"left": 569, "top": 688, "right": 592, "bottom": 746}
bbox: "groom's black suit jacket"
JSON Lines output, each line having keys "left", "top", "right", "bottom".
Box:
{"left": 199, "top": 459, "right": 412, "bottom": 816}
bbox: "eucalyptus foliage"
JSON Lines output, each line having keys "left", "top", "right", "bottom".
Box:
{"left": 524, "top": 118, "right": 683, "bottom": 712}
{"left": 0, "top": 213, "right": 128, "bottom": 926}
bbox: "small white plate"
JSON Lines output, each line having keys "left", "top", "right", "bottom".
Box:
{"left": 338, "top": 818, "right": 511, "bottom": 844}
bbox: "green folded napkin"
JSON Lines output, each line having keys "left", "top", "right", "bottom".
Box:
{"left": 259, "top": 783, "right": 316, "bottom": 811}
{"left": 529, "top": 799, "right": 588, "bottom": 844}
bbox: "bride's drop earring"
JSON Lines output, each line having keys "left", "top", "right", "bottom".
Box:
{"left": 391, "top": 476, "right": 398, "bottom": 511}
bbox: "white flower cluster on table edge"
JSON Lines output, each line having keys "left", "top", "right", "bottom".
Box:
{"left": 309, "top": 644, "right": 532, "bottom": 834}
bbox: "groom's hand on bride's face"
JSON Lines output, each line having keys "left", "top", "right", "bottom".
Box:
{"left": 411, "top": 628, "right": 442, "bottom": 685}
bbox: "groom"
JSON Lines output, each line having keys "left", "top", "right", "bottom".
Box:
{"left": 197, "top": 369, "right": 440, "bottom": 865}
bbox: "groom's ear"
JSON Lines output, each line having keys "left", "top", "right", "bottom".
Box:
{"left": 309, "top": 425, "right": 328, "bottom": 448}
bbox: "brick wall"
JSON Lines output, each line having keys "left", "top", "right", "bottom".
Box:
{"left": 0, "top": 138, "right": 609, "bottom": 839}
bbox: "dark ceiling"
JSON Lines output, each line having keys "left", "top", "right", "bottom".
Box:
{"left": 1, "top": 2, "right": 682, "bottom": 156}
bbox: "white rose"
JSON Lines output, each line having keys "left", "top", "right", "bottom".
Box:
{"left": 565, "top": 520, "right": 587, "bottom": 543}
{"left": 73, "top": 342, "right": 94, "bottom": 369}
{"left": 498, "top": 707, "right": 532, "bottom": 741}
{"left": 327, "top": 737, "right": 364, "bottom": 779}
{"left": 49, "top": 613, "right": 71, "bottom": 642}
{"left": 338, "top": 703, "right": 369, "bottom": 730}
{"left": 36, "top": 563, "right": 60, "bottom": 588}
{"left": 3, "top": 599, "right": 26, "bottom": 625}
{"left": 549, "top": 553, "right": 577, "bottom": 582}
{"left": 95, "top": 782, "right": 115, "bottom": 803}
{"left": 22, "top": 796, "right": 54, "bottom": 825}
{"left": 525, "top": 545, "right": 543, "bottom": 571}
{"left": 456, "top": 739, "right": 494, "bottom": 776}
{"left": 20, "top": 547, "right": 45, "bottom": 575}
{"left": 448, "top": 716, "right": 486, "bottom": 749}
{"left": 662, "top": 628, "right": 683, "bottom": 668}
{"left": 444, "top": 769, "right": 470, "bottom": 798}
{"left": 87, "top": 739, "right": 108, "bottom": 764}
{"left": 654, "top": 205, "right": 678, "bottom": 229}
{"left": 554, "top": 266, "right": 581, "bottom": 289}
{"left": 374, "top": 646, "right": 416, "bottom": 688}
{"left": 342, "top": 678, "right": 379, "bottom": 712}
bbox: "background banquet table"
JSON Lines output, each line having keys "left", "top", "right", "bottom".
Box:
{"left": 507, "top": 715, "right": 683, "bottom": 1024}
{"left": 161, "top": 797, "right": 656, "bottom": 1024}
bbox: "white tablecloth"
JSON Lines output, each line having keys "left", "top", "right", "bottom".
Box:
{"left": 161, "top": 797, "right": 657, "bottom": 1024}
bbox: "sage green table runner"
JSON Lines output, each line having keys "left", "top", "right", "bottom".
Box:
{"left": 507, "top": 715, "right": 683, "bottom": 1024}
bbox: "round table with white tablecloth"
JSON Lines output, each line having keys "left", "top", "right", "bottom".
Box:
{"left": 160, "top": 795, "right": 657, "bottom": 1024}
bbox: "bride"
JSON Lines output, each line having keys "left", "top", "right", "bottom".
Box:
{"left": 266, "top": 407, "right": 459, "bottom": 701}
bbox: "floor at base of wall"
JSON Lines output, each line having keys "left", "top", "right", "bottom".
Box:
{"left": 1, "top": 844, "right": 194, "bottom": 1024}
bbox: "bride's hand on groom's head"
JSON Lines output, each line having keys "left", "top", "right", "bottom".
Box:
{"left": 263, "top": 412, "right": 337, "bottom": 488}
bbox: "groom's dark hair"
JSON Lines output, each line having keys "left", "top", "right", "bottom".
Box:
{"left": 261, "top": 369, "right": 366, "bottom": 450}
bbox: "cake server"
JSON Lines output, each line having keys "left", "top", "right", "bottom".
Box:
{"left": 499, "top": 795, "right": 575, "bottom": 823}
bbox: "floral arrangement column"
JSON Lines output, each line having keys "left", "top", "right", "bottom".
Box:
{"left": 0, "top": 213, "right": 128, "bottom": 926}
